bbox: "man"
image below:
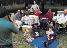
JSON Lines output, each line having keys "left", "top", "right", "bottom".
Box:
{"left": 57, "top": 9, "right": 67, "bottom": 24}
{"left": 14, "top": 10, "right": 22, "bottom": 21}
{"left": 14, "top": 10, "right": 22, "bottom": 28}
{"left": 0, "top": 7, "right": 19, "bottom": 48}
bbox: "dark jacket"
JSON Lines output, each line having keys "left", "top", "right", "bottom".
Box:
{"left": 32, "top": 26, "right": 40, "bottom": 35}
{"left": 47, "top": 25, "right": 57, "bottom": 36}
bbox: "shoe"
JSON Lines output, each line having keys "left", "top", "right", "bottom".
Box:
{"left": 43, "top": 42, "right": 48, "bottom": 48}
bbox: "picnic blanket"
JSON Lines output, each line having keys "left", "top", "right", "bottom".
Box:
{"left": 28, "top": 35, "right": 59, "bottom": 48}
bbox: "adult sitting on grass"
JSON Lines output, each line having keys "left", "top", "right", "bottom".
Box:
{"left": 43, "top": 21, "right": 57, "bottom": 48}
{"left": 14, "top": 10, "right": 22, "bottom": 29}
{"left": 14, "top": 10, "right": 22, "bottom": 21}
{"left": 0, "top": 7, "right": 19, "bottom": 48}
{"left": 32, "top": 23, "right": 42, "bottom": 38}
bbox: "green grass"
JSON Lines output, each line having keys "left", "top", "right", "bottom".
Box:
{"left": 12, "top": 31, "right": 67, "bottom": 48}
{"left": 57, "top": 34, "right": 67, "bottom": 48}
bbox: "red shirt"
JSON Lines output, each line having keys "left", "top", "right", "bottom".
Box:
{"left": 43, "top": 12, "right": 53, "bottom": 20}
{"left": 34, "top": 9, "right": 40, "bottom": 17}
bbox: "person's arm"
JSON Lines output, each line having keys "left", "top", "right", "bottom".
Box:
{"left": 30, "top": 5, "right": 33, "bottom": 10}
{"left": 38, "top": 26, "right": 40, "bottom": 33}
{"left": 50, "top": 30, "right": 57, "bottom": 36}
{"left": 9, "top": 15, "right": 18, "bottom": 28}
{"left": 14, "top": 14, "right": 17, "bottom": 21}
{"left": 49, "top": 32, "right": 56, "bottom": 36}
{"left": 9, "top": 15, "right": 19, "bottom": 33}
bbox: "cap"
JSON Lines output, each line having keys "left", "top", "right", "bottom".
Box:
{"left": 0, "top": 7, "right": 11, "bottom": 18}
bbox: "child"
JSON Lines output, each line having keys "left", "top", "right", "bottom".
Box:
{"left": 24, "top": 28, "right": 34, "bottom": 42}
{"left": 34, "top": 7, "right": 42, "bottom": 18}
{"left": 32, "top": 23, "right": 40, "bottom": 38}
{"left": 46, "top": 27, "right": 54, "bottom": 40}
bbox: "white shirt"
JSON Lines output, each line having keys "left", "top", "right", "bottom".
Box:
{"left": 30, "top": 4, "right": 40, "bottom": 10}
{"left": 21, "top": 15, "right": 29, "bottom": 25}
{"left": 57, "top": 14, "right": 67, "bottom": 24}
{"left": 47, "top": 31, "right": 54, "bottom": 35}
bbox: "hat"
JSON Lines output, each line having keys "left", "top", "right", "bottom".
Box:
{"left": 0, "top": 7, "right": 11, "bottom": 18}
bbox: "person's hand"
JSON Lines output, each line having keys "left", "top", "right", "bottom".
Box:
{"left": 9, "top": 15, "right": 14, "bottom": 22}
{"left": 8, "top": 15, "right": 19, "bottom": 32}
{"left": 47, "top": 34, "right": 50, "bottom": 37}
{"left": 48, "top": 33, "right": 50, "bottom": 35}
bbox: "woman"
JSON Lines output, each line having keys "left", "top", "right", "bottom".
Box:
{"left": 23, "top": 6, "right": 30, "bottom": 16}
{"left": 40, "top": 9, "right": 53, "bottom": 29}
{"left": 43, "top": 21, "right": 58, "bottom": 48}
{"left": 30, "top": 1, "right": 40, "bottom": 11}
{"left": 43, "top": 9, "right": 53, "bottom": 20}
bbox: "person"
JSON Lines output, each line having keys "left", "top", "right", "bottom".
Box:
{"left": 32, "top": 23, "right": 40, "bottom": 38}
{"left": 40, "top": 9, "right": 53, "bottom": 29}
{"left": 30, "top": 1, "right": 40, "bottom": 11}
{"left": 47, "top": 21, "right": 58, "bottom": 33}
{"left": 24, "top": 28, "right": 34, "bottom": 42}
{"left": 14, "top": 10, "right": 22, "bottom": 28}
{"left": 40, "top": 18, "right": 49, "bottom": 30}
{"left": 34, "top": 7, "right": 42, "bottom": 18}
{"left": 56, "top": 9, "right": 67, "bottom": 32}
{"left": 14, "top": 10, "right": 22, "bottom": 21}
{"left": 0, "top": 7, "right": 19, "bottom": 48}
{"left": 46, "top": 27, "right": 54, "bottom": 40}
{"left": 21, "top": 15, "right": 30, "bottom": 25}
{"left": 29, "top": 11, "right": 40, "bottom": 26}
{"left": 43, "top": 21, "right": 57, "bottom": 48}
{"left": 23, "top": 6, "right": 30, "bottom": 16}
{"left": 57, "top": 9, "right": 67, "bottom": 24}
{"left": 40, "top": 0, "right": 45, "bottom": 14}
{"left": 43, "top": 9, "right": 53, "bottom": 20}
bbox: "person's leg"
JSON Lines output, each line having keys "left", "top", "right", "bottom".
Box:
{"left": 47, "top": 38, "right": 55, "bottom": 46}
{"left": 42, "top": 41, "right": 48, "bottom": 48}
{"left": 43, "top": 19, "right": 48, "bottom": 30}
{"left": 40, "top": 19, "right": 43, "bottom": 29}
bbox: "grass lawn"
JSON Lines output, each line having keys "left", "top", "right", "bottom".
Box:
{"left": 12, "top": 31, "right": 67, "bottom": 48}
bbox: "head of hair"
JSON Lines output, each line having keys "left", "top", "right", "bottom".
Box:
{"left": 49, "top": 20, "right": 55, "bottom": 26}
{"left": 0, "top": 7, "right": 10, "bottom": 18}
{"left": 64, "top": 9, "right": 67, "bottom": 14}
{"left": 32, "top": 23, "right": 38, "bottom": 27}
{"left": 48, "top": 9, "right": 52, "bottom": 12}
{"left": 34, "top": 0, "right": 36, "bottom": 4}
{"left": 49, "top": 27, "right": 52, "bottom": 29}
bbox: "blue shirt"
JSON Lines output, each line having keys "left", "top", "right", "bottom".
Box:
{"left": 14, "top": 13, "right": 21, "bottom": 21}
{"left": 0, "top": 18, "right": 18, "bottom": 45}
